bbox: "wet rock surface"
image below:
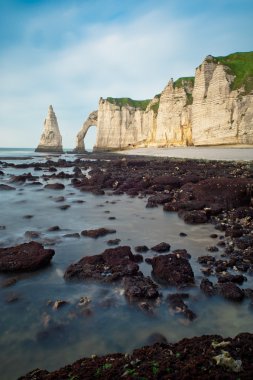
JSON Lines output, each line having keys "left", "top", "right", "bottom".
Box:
{"left": 64, "top": 246, "right": 139, "bottom": 283}
{"left": 167, "top": 293, "right": 197, "bottom": 321}
{"left": 19, "top": 333, "right": 253, "bottom": 379}
{"left": 81, "top": 227, "right": 116, "bottom": 238}
{"left": 123, "top": 274, "right": 159, "bottom": 301}
{"left": 0, "top": 241, "right": 55, "bottom": 272}
{"left": 149, "top": 253, "right": 195, "bottom": 286}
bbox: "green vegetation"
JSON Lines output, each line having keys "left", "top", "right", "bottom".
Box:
{"left": 173, "top": 77, "right": 194, "bottom": 105}
{"left": 173, "top": 77, "right": 195, "bottom": 89}
{"left": 150, "top": 101, "right": 160, "bottom": 113}
{"left": 106, "top": 97, "right": 151, "bottom": 110}
{"left": 214, "top": 51, "right": 253, "bottom": 94}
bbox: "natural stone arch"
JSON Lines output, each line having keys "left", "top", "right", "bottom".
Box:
{"left": 74, "top": 111, "right": 98, "bottom": 152}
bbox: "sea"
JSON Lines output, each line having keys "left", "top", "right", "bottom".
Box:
{"left": 0, "top": 147, "right": 253, "bottom": 379}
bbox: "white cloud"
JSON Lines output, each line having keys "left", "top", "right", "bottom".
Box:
{"left": 0, "top": 3, "right": 252, "bottom": 149}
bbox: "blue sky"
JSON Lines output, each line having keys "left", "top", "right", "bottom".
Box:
{"left": 0, "top": 0, "right": 252, "bottom": 149}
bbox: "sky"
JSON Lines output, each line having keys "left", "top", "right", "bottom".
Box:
{"left": 0, "top": 0, "right": 252, "bottom": 149}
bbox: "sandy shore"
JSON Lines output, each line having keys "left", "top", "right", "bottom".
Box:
{"left": 116, "top": 146, "right": 253, "bottom": 161}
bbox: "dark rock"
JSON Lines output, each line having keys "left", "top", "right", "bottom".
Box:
{"left": 210, "top": 234, "right": 218, "bottom": 238}
{"left": 179, "top": 232, "right": 187, "bottom": 237}
{"left": 25, "top": 231, "right": 40, "bottom": 239}
{"left": 123, "top": 274, "right": 159, "bottom": 301}
{"left": 44, "top": 183, "right": 65, "bottom": 190}
{"left": 167, "top": 293, "right": 196, "bottom": 321}
{"left": 206, "top": 246, "right": 219, "bottom": 252}
{"left": 172, "top": 249, "right": 191, "bottom": 260}
{"left": 5, "top": 292, "right": 20, "bottom": 303}
{"left": 138, "top": 301, "right": 154, "bottom": 314}
{"left": 107, "top": 238, "right": 121, "bottom": 246}
{"left": 150, "top": 254, "right": 195, "bottom": 286}
{"left": 235, "top": 236, "right": 253, "bottom": 250}
{"left": 151, "top": 242, "right": 171, "bottom": 253}
{"left": 54, "top": 196, "right": 65, "bottom": 202}
{"left": 217, "top": 282, "right": 244, "bottom": 301}
{"left": 135, "top": 245, "right": 149, "bottom": 253}
{"left": 181, "top": 210, "right": 208, "bottom": 224}
{"left": 0, "top": 241, "right": 55, "bottom": 272}
{"left": 81, "top": 228, "right": 116, "bottom": 238}
{"left": 59, "top": 204, "right": 70, "bottom": 210}
{"left": 1, "top": 277, "right": 18, "bottom": 288}
{"left": 200, "top": 278, "right": 216, "bottom": 296}
{"left": 146, "top": 194, "right": 172, "bottom": 208}
{"left": 47, "top": 226, "right": 60, "bottom": 232}
{"left": 23, "top": 215, "right": 33, "bottom": 219}
{"left": 64, "top": 246, "right": 139, "bottom": 283}
{"left": 154, "top": 176, "right": 181, "bottom": 188}
{"left": 217, "top": 273, "right": 246, "bottom": 284}
{"left": 146, "top": 333, "right": 168, "bottom": 345}
{"left": 63, "top": 233, "right": 80, "bottom": 238}
{"left": 0, "top": 225, "right": 6, "bottom": 230}
{"left": 198, "top": 255, "right": 216, "bottom": 265}
{"left": 0, "top": 184, "right": 15, "bottom": 191}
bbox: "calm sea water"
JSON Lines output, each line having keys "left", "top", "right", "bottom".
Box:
{"left": 0, "top": 149, "right": 252, "bottom": 379}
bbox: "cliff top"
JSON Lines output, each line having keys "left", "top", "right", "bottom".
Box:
{"left": 106, "top": 97, "right": 151, "bottom": 110}
{"left": 214, "top": 51, "right": 253, "bottom": 93}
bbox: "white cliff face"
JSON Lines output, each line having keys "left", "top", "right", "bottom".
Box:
{"left": 35, "top": 105, "right": 63, "bottom": 153}
{"left": 76, "top": 54, "right": 253, "bottom": 151}
{"left": 192, "top": 57, "right": 253, "bottom": 145}
{"left": 93, "top": 98, "right": 156, "bottom": 151}
{"left": 156, "top": 80, "right": 192, "bottom": 146}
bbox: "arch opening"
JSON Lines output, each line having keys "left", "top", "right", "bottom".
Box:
{"left": 74, "top": 110, "right": 98, "bottom": 153}
{"left": 84, "top": 125, "right": 97, "bottom": 152}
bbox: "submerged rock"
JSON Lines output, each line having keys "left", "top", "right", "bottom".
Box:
{"left": 81, "top": 228, "right": 116, "bottom": 238}
{"left": 44, "top": 183, "right": 65, "bottom": 190}
{"left": 122, "top": 274, "right": 159, "bottom": 301}
{"left": 151, "top": 242, "right": 171, "bottom": 253}
{"left": 0, "top": 184, "right": 15, "bottom": 191}
{"left": 167, "top": 293, "right": 197, "bottom": 321}
{"left": 0, "top": 241, "right": 55, "bottom": 272}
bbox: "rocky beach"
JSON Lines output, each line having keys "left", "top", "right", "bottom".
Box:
{"left": 0, "top": 148, "right": 253, "bottom": 379}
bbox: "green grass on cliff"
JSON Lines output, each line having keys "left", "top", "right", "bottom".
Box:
{"left": 214, "top": 51, "right": 253, "bottom": 94}
{"left": 173, "top": 77, "right": 195, "bottom": 105}
{"left": 173, "top": 77, "right": 195, "bottom": 89}
{"left": 106, "top": 97, "right": 151, "bottom": 110}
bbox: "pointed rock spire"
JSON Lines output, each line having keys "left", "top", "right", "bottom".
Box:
{"left": 35, "top": 105, "right": 63, "bottom": 153}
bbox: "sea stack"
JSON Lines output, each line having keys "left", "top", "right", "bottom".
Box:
{"left": 35, "top": 105, "right": 63, "bottom": 153}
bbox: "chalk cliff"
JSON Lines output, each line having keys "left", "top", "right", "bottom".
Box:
{"left": 35, "top": 105, "right": 63, "bottom": 153}
{"left": 75, "top": 51, "right": 253, "bottom": 151}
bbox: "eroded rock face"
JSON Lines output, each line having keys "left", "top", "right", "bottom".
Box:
{"left": 74, "top": 111, "right": 98, "bottom": 152}
{"left": 35, "top": 105, "right": 63, "bottom": 153}
{"left": 192, "top": 56, "right": 253, "bottom": 146}
{"left": 80, "top": 53, "right": 253, "bottom": 151}
{"left": 155, "top": 79, "right": 193, "bottom": 146}
{"left": 64, "top": 246, "right": 139, "bottom": 282}
{"left": 0, "top": 242, "right": 55, "bottom": 272}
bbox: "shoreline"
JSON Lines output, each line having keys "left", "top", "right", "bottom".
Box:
{"left": 115, "top": 146, "right": 253, "bottom": 161}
